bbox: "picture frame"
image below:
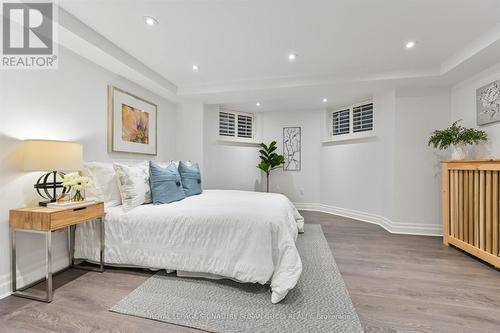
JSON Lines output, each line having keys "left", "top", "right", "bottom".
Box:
{"left": 283, "top": 127, "right": 301, "bottom": 171}
{"left": 108, "top": 85, "right": 157, "bottom": 155}
{"left": 476, "top": 79, "right": 500, "bottom": 126}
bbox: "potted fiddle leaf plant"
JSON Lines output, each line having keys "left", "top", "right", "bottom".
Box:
{"left": 428, "top": 120, "right": 487, "bottom": 160}
{"left": 257, "top": 141, "right": 284, "bottom": 192}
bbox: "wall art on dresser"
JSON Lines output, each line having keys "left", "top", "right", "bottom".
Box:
{"left": 283, "top": 127, "right": 301, "bottom": 171}
{"left": 108, "top": 85, "right": 157, "bottom": 155}
{"left": 477, "top": 79, "right": 500, "bottom": 126}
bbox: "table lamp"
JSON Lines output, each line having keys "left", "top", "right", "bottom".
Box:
{"left": 23, "top": 140, "right": 83, "bottom": 206}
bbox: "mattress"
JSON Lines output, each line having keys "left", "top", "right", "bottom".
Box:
{"left": 74, "top": 189, "right": 304, "bottom": 303}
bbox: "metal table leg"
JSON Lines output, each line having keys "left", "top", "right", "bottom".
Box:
{"left": 11, "top": 229, "right": 53, "bottom": 302}
{"left": 71, "top": 217, "right": 105, "bottom": 272}
{"left": 10, "top": 217, "right": 104, "bottom": 303}
{"left": 100, "top": 216, "right": 105, "bottom": 272}
{"left": 68, "top": 224, "right": 74, "bottom": 266}
{"left": 11, "top": 229, "right": 16, "bottom": 293}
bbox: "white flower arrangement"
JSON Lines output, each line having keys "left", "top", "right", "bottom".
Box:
{"left": 63, "top": 172, "right": 91, "bottom": 191}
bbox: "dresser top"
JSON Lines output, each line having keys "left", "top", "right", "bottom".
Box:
{"left": 11, "top": 201, "right": 103, "bottom": 214}
{"left": 10, "top": 202, "right": 105, "bottom": 231}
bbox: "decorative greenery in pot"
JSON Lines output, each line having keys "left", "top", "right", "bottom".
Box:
{"left": 257, "top": 141, "right": 284, "bottom": 192}
{"left": 428, "top": 120, "right": 488, "bottom": 160}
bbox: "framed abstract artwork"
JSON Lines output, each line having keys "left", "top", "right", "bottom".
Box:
{"left": 283, "top": 127, "right": 301, "bottom": 171}
{"left": 477, "top": 79, "right": 500, "bottom": 126}
{"left": 108, "top": 85, "right": 157, "bottom": 155}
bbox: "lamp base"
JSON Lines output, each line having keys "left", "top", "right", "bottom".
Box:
{"left": 39, "top": 199, "right": 56, "bottom": 207}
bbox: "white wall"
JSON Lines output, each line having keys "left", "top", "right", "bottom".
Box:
{"left": 318, "top": 90, "right": 450, "bottom": 234}
{"left": 0, "top": 47, "right": 177, "bottom": 298}
{"left": 202, "top": 106, "right": 322, "bottom": 203}
{"left": 202, "top": 105, "right": 262, "bottom": 191}
{"left": 261, "top": 110, "right": 322, "bottom": 203}
{"left": 201, "top": 91, "right": 449, "bottom": 235}
{"left": 199, "top": 77, "right": 500, "bottom": 235}
{"left": 393, "top": 90, "right": 450, "bottom": 227}
{"left": 174, "top": 102, "right": 204, "bottom": 168}
{"left": 320, "top": 91, "right": 396, "bottom": 217}
{"left": 451, "top": 61, "right": 500, "bottom": 158}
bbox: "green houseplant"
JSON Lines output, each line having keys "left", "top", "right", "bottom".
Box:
{"left": 428, "top": 120, "right": 487, "bottom": 160}
{"left": 257, "top": 141, "right": 284, "bottom": 192}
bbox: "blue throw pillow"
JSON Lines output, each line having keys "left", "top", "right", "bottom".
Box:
{"left": 178, "top": 161, "right": 202, "bottom": 197}
{"left": 149, "top": 161, "right": 186, "bottom": 204}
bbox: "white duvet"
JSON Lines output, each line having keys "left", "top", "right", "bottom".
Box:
{"left": 74, "top": 190, "right": 304, "bottom": 303}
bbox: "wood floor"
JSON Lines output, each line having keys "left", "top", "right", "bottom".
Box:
{"left": 1, "top": 211, "right": 499, "bottom": 333}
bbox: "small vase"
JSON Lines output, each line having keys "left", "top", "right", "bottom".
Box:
{"left": 71, "top": 189, "right": 85, "bottom": 202}
{"left": 451, "top": 144, "right": 467, "bottom": 160}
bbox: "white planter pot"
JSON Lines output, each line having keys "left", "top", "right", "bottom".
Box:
{"left": 451, "top": 144, "right": 467, "bottom": 160}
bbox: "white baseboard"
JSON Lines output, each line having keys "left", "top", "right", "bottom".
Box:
{"left": 0, "top": 255, "right": 69, "bottom": 300}
{"left": 294, "top": 202, "right": 442, "bottom": 237}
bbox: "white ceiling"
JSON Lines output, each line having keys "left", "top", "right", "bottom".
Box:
{"left": 59, "top": 0, "right": 500, "bottom": 111}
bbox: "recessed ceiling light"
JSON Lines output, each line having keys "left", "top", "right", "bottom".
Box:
{"left": 144, "top": 16, "right": 158, "bottom": 26}
{"left": 322, "top": 98, "right": 328, "bottom": 103}
{"left": 256, "top": 102, "right": 261, "bottom": 107}
{"left": 288, "top": 53, "right": 297, "bottom": 61}
{"left": 405, "top": 40, "right": 416, "bottom": 49}
{"left": 192, "top": 64, "right": 199, "bottom": 72}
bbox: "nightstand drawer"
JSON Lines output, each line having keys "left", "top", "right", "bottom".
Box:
{"left": 10, "top": 202, "right": 105, "bottom": 231}
{"left": 50, "top": 203, "right": 104, "bottom": 229}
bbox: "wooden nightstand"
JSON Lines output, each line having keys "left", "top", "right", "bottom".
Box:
{"left": 9, "top": 202, "right": 105, "bottom": 302}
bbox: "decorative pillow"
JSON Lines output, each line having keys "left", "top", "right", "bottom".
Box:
{"left": 178, "top": 161, "right": 202, "bottom": 197}
{"left": 81, "top": 162, "right": 122, "bottom": 208}
{"left": 113, "top": 161, "right": 152, "bottom": 211}
{"left": 149, "top": 161, "right": 186, "bottom": 204}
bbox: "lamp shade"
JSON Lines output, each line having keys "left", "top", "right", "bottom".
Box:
{"left": 23, "top": 140, "right": 83, "bottom": 172}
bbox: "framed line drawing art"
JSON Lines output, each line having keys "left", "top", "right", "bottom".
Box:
{"left": 477, "top": 79, "right": 500, "bottom": 126}
{"left": 283, "top": 127, "right": 301, "bottom": 171}
{"left": 108, "top": 85, "right": 157, "bottom": 155}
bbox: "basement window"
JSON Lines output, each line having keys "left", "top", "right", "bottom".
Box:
{"left": 218, "top": 109, "right": 255, "bottom": 141}
{"left": 326, "top": 100, "right": 374, "bottom": 142}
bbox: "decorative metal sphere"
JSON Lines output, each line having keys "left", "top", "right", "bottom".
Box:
{"left": 34, "top": 171, "right": 70, "bottom": 201}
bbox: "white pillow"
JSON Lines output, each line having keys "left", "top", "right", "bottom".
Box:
{"left": 168, "top": 160, "right": 193, "bottom": 167}
{"left": 81, "top": 162, "right": 122, "bottom": 208}
{"left": 113, "top": 161, "right": 152, "bottom": 211}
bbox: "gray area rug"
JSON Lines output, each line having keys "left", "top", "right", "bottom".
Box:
{"left": 111, "top": 224, "right": 363, "bottom": 333}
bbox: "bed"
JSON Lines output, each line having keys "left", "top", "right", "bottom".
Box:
{"left": 74, "top": 189, "right": 304, "bottom": 303}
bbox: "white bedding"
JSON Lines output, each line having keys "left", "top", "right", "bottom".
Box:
{"left": 74, "top": 189, "right": 304, "bottom": 303}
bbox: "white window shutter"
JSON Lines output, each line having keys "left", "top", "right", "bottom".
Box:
{"left": 237, "top": 114, "right": 253, "bottom": 138}
{"left": 353, "top": 103, "right": 373, "bottom": 133}
{"left": 218, "top": 110, "right": 255, "bottom": 141}
{"left": 219, "top": 111, "right": 235, "bottom": 137}
{"left": 332, "top": 109, "right": 350, "bottom": 136}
